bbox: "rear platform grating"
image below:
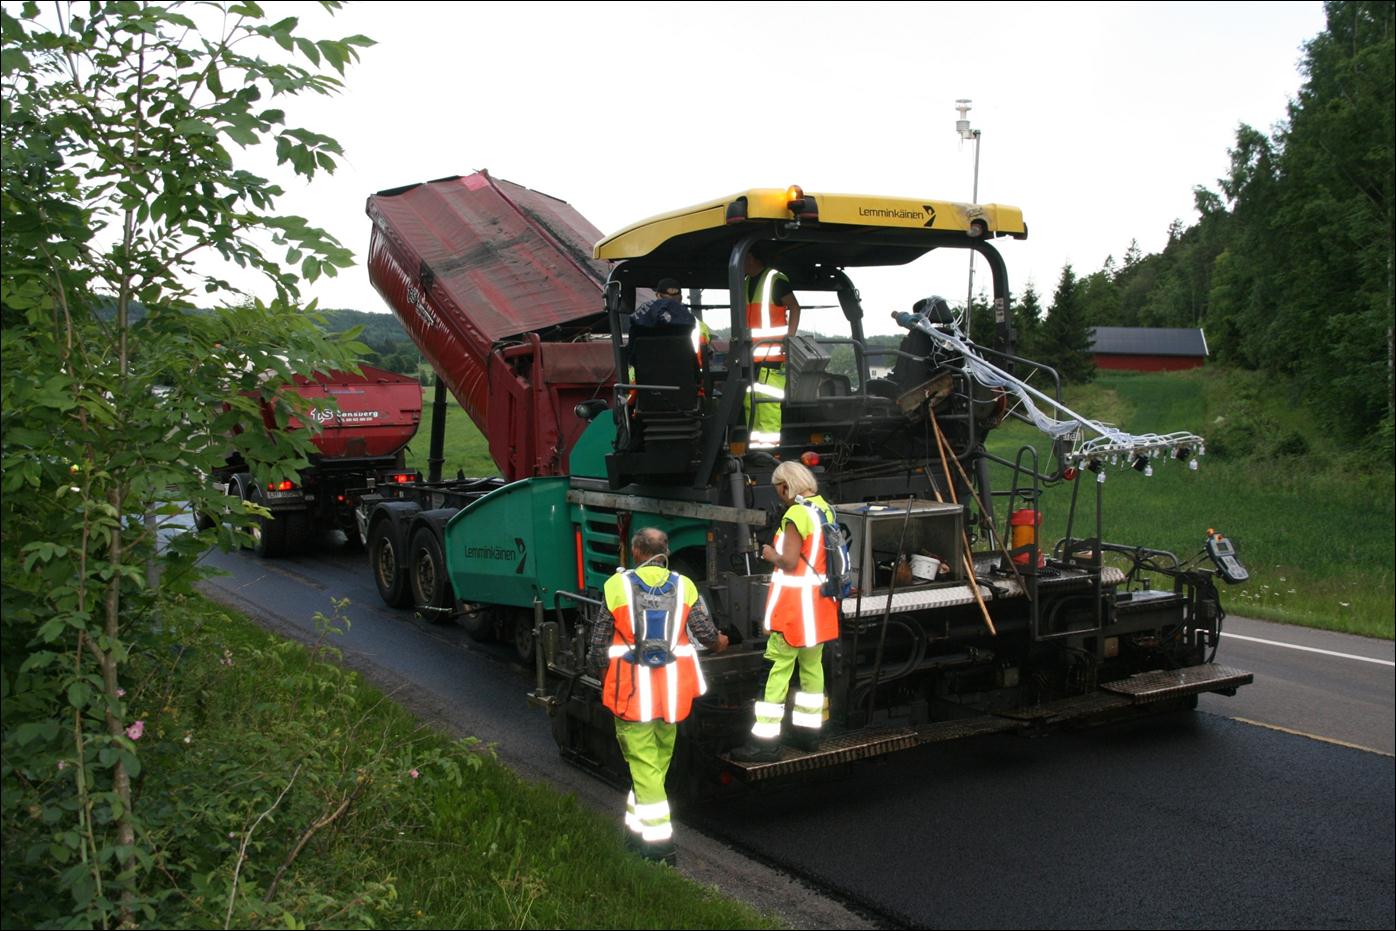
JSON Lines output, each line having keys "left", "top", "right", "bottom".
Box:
{"left": 1100, "top": 663, "right": 1254, "bottom": 703}
{"left": 722, "top": 727, "right": 918, "bottom": 781}
{"left": 915, "top": 715, "right": 1025, "bottom": 743}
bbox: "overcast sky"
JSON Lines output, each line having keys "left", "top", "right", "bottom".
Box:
{"left": 244, "top": 1, "right": 1325, "bottom": 336}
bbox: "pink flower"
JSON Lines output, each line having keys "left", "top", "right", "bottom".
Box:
{"left": 125, "top": 720, "right": 144, "bottom": 741}
{"left": 115, "top": 688, "right": 126, "bottom": 698}
{"left": 57, "top": 760, "right": 67, "bottom": 771}
{"left": 409, "top": 768, "right": 420, "bottom": 779}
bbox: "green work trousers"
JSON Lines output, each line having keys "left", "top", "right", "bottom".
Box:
{"left": 761, "top": 631, "right": 825, "bottom": 703}
{"left": 613, "top": 718, "right": 677, "bottom": 845}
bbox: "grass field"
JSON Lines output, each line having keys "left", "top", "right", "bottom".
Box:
{"left": 986, "top": 368, "right": 1393, "bottom": 638}
{"left": 402, "top": 401, "right": 498, "bottom": 477}
{"left": 403, "top": 369, "right": 1393, "bottom": 638}
{"left": 0, "top": 596, "right": 777, "bottom": 929}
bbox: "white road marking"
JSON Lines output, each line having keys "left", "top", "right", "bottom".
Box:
{"left": 1220, "top": 632, "right": 1394, "bottom": 667}
{"left": 1227, "top": 716, "right": 1393, "bottom": 757}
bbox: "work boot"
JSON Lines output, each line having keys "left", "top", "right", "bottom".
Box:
{"left": 782, "top": 728, "right": 822, "bottom": 753}
{"left": 640, "top": 840, "right": 677, "bottom": 867}
{"left": 729, "top": 736, "right": 782, "bottom": 763}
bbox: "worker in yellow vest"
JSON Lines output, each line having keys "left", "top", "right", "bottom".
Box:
{"left": 742, "top": 249, "right": 800, "bottom": 448}
{"left": 732, "top": 461, "right": 838, "bottom": 762}
{"left": 587, "top": 527, "right": 728, "bottom": 864}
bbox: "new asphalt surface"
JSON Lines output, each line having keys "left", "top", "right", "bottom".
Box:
{"left": 199, "top": 539, "right": 1395, "bottom": 929}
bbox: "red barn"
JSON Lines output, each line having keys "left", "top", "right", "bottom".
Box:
{"left": 1090, "top": 327, "right": 1208, "bottom": 372}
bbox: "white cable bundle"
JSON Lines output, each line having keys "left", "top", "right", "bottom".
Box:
{"left": 895, "top": 311, "right": 1204, "bottom": 471}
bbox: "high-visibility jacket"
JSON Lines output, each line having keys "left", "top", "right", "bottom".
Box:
{"left": 746, "top": 267, "right": 790, "bottom": 364}
{"left": 763, "top": 495, "right": 840, "bottom": 647}
{"left": 602, "top": 566, "right": 707, "bottom": 723}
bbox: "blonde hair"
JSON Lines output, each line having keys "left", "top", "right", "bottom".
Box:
{"left": 771, "top": 460, "right": 818, "bottom": 499}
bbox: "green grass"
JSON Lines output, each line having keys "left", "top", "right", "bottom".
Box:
{"left": 403, "top": 401, "right": 498, "bottom": 478}
{"left": 986, "top": 368, "right": 1394, "bottom": 638}
{"left": 0, "top": 595, "right": 777, "bottom": 930}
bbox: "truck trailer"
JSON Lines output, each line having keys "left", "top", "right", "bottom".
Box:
{"left": 206, "top": 364, "right": 423, "bottom": 557}
{"left": 358, "top": 171, "right": 1251, "bottom": 788}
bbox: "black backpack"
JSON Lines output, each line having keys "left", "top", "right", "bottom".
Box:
{"left": 797, "top": 498, "right": 853, "bottom": 600}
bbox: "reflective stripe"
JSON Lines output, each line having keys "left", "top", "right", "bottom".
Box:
{"left": 608, "top": 644, "right": 631, "bottom": 658}
{"left": 635, "top": 793, "right": 674, "bottom": 843}
{"left": 791, "top": 709, "right": 823, "bottom": 729}
{"left": 769, "top": 572, "right": 824, "bottom": 590}
{"left": 794, "top": 691, "right": 823, "bottom": 713}
{"left": 757, "top": 268, "right": 779, "bottom": 331}
{"left": 625, "top": 790, "right": 641, "bottom": 832}
{"left": 636, "top": 659, "right": 653, "bottom": 722}
{"left": 754, "top": 700, "right": 784, "bottom": 720}
{"left": 634, "top": 799, "right": 670, "bottom": 820}
{"left": 748, "top": 381, "right": 785, "bottom": 400}
{"left": 752, "top": 699, "right": 783, "bottom": 738}
{"left": 751, "top": 325, "right": 786, "bottom": 338}
{"left": 641, "top": 821, "right": 674, "bottom": 843}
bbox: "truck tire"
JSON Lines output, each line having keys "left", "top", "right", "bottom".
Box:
{"left": 253, "top": 509, "right": 287, "bottom": 558}
{"left": 249, "top": 485, "right": 289, "bottom": 558}
{"left": 281, "top": 511, "right": 311, "bottom": 556}
{"left": 459, "top": 605, "right": 497, "bottom": 643}
{"left": 369, "top": 519, "right": 413, "bottom": 608}
{"left": 512, "top": 611, "right": 536, "bottom": 664}
{"left": 410, "top": 526, "right": 455, "bottom": 619}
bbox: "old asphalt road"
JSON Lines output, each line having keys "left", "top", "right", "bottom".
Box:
{"left": 199, "top": 540, "right": 1394, "bottom": 930}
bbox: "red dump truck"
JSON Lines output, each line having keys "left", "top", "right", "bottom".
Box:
{"left": 357, "top": 172, "right": 616, "bottom": 639}
{"left": 207, "top": 365, "right": 423, "bottom": 557}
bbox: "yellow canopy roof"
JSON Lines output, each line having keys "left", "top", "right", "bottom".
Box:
{"left": 593, "top": 187, "right": 1026, "bottom": 261}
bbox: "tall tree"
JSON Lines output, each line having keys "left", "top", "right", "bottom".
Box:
{"left": 0, "top": 4, "right": 371, "bottom": 924}
{"left": 1038, "top": 263, "right": 1096, "bottom": 383}
{"left": 1013, "top": 281, "right": 1044, "bottom": 357}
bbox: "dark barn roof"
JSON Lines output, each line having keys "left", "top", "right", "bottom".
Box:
{"left": 1090, "top": 327, "right": 1209, "bottom": 357}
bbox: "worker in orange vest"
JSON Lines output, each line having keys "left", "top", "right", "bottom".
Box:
{"left": 731, "top": 461, "right": 838, "bottom": 762}
{"left": 587, "top": 527, "right": 728, "bottom": 864}
{"left": 742, "top": 248, "right": 800, "bottom": 448}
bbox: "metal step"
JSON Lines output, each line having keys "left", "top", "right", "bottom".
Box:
{"left": 722, "top": 726, "right": 919, "bottom": 781}
{"left": 1100, "top": 663, "right": 1254, "bottom": 703}
{"left": 993, "top": 690, "right": 1135, "bottom": 722}
{"left": 915, "top": 715, "right": 1026, "bottom": 743}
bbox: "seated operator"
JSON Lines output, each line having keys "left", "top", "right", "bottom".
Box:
{"left": 631, "top": 277, "right": 710, "bottom": 371}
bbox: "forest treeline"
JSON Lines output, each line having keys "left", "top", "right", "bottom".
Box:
{"left": 1009, "top": 1, "right": 1393, "bottom": 451}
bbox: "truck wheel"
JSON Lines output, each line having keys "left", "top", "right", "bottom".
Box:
{"left": 369, "top": 519, "right": 413, "bottom": 608}
{"left": 504, "top": 608, "right": 535, "bottom": 664}
{"left": 253, "top": 510, "right": 287, "bottom": 558}
{"left": 410, "top": 526, "right": 455, "bottom": 619}
{"left": 460, "top": 605, "right": 497, "bottom": 643}
{"left": 193, "top": 501, "right": 216, "bottom": 532}
{"left": 249, "top": 486, "right": 288, "bottom": 558}
{"left": 281, "top": 511, "right": 311, "bottom": 556}
{"left": 514, "top": 616, "right": 536, "bottom": 663}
